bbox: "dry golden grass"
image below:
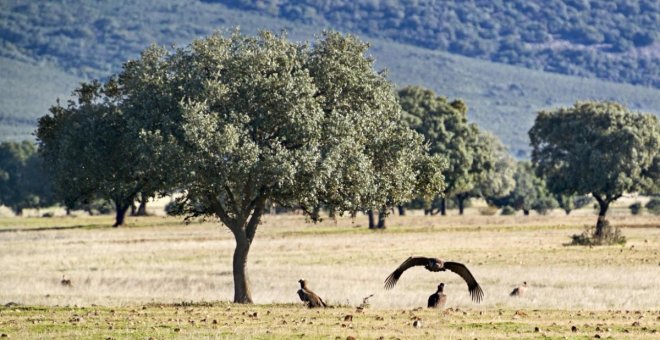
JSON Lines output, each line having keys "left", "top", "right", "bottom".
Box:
{"left": 0, "top": 209, "right": 658, "bottom": 338}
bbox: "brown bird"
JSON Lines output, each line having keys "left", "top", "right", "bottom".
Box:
{"left": 384, "top": 256, "right": 484, "bottom": 303}
{"left": 427, "top": 283, "right": 447, "bottom": 309}
{"left": 297, "top": 279, "right": 327, "bottom": 308}
{"left": 510, "top": 281, "right": 528, "bottom": 296}
{"left": 60, "top": 275, "right": 72, "bottom": 287}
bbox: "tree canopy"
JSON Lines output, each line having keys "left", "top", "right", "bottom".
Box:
{"left": 116, "top": 31, "right": 445, "bottom": 303}
{"left": 37, "top": 80, "right": 159, "bottom": 226}
{"left": 529, "top": 101, "right": 660, "bottom": 238}
{"left": 398, "top": 86, "right": 507, "bottom": 215}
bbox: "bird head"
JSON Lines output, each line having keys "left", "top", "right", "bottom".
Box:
{"left": 298, "top": 278, "right": 306, "bottom": 288}
{"left": 523, "top": 281, "right": 528, "bottom": 286}
{"left": 438, "top": 283, "right": 445, "bottom": 291}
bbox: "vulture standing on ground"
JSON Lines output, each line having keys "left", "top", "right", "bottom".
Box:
{"left": 428, "top": 282, "right": 447, "bottom": 308}
{"left": 510, "top": 281, "right": 528, "bottom": 296}
{"left": 297, "top": 279, "right": 327, "bottom": 308}
{"left": 384, "top": 256, "right": 484, "bottom": 303}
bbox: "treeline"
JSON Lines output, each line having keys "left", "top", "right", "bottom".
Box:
{"left": 210, "top": 0, "right": 660, "bottom": 88}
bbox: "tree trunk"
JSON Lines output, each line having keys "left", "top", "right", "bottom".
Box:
{"left": 368, "top": 210, "right": 376, "bottom": 229}
{"left": 593, "top": 195, "right": 610, "bottom": 238}
{"left": 136, "top": 192, "right": 148, "bottom": 216}
{"left": 216, "top": 197, "right": 266, "bottom": 304}
{"left": 398, "top": 205, "right": 405, "bottom": 216}
{"left": 523, "top": 209, "right": 529, "bottom": 216}
{"left": 377, "top": 210, "right": 386, "bottom": 229}
{"left": 130, "top": 202, "right": 137, "bottom": 216}
{"left": 231, "top": 229, "right": 253, "bottom": 303}
{"left": 113, "top": 201, "right": 130, "bottom": 227}
{"left": 440, "top": 198, "right": 447, "bottom": 216}
{"left": 457, "top": 197, "right": 465, "bottom": 215}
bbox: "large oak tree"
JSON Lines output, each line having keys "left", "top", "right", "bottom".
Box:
{"left": 121, "top": 31, "right": 445, "bottom": 303}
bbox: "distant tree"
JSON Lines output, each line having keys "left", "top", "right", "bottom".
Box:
{"left": 530, "top": 101, "right": 660, "bottom": 241}
{"left": 0, "top": 141, "right": 54, "bottom": 214}
{"left": 37, "top": 80, "right": 159, "bottom": 226}
{"left": 123, "top": 31, "right": 445, "bottom": 303}
{"left": 398, "top": 86, "right": 472, "bottom": 215}
{"left": 488, "top": 161, "right": 556, "bottom": 215}
{"left": 474, "top": 132, "right": 516, "bottom": 205}
{"left": 555, "top": 194, "right": 593, "bottom": 215}
{"left": 453, "top": 128, "right": 515, "bottom": 215}
{"left": 646, "top": 197, "right": 660, "bottom": 215}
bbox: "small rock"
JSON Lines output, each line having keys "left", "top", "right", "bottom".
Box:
{"left": 572, "top": 326, "right": 578, "bottom": 332}
{"left": 173, "top": 328, "right": 181, "bottom": 333}
{"left": 0, "top": 334, "right": 8, "bottom": 338}
{"left": 632, "top": 321, "right": 640, "bottom": 326}
{"left": 594, "top": 335, "right": 601, "bottom": 338}
{"left": 346, "top": 337, "right": 356, "bottom": 340}
{"left": 413, "top": 320, "right": 422, "bottom": 328}
{"left": 534, "top": 327, "right": 540, "bottom": 332}
{"left": 344, "top": 315, "right": 353, "bottom": 322}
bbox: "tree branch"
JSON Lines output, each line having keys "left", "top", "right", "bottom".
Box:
{"left": 245, "top": 195, "right": 267, "bottom": 243}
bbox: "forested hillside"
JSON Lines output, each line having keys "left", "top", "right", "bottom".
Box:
{"left": 210, "top": 0, "right": 660, "bottom": 88}
{"left": 1, "top": 0, "right": 659, "bottom": 157}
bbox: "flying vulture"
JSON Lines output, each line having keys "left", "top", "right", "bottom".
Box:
{"left": 510, "top": 281, "right": 528, "bottom": 296}
{"left": 427, "top": 282, "right": 447, "bottom": 309}
{"left": 384, "top": 256, "right": 484, "bottom": 303}
{"left": 297, "top": 279, "right": 327, "bottom": 308}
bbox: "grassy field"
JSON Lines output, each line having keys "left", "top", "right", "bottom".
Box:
{"left": 0, "top": 209, "right": 658, "bottom": 338}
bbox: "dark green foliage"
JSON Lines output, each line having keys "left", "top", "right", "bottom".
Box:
{"left": 645, "top": 197, "right": 660, "bottom": 215}
{"left": 530, "top": 101, "right": 660, "bottom": 243}
{"left": 487, "top": 161, "right": 556, "bottom": 215}
{"left": 211, "top": 0, "right": 660, "bottom": 88}
{"left": 500, "top": 206, "right": 516, "bottom": 216}
{"left": 628, "top": 202, "right": 642, "bottom": 215}
{"left": 556, "top": 194, "right": 593, "bottom": 215}
{"left": 0, "top": 141, "right": 54, "bottom": 214}
{"left": 36, "top": 79, "right": 161, "bottom": 226}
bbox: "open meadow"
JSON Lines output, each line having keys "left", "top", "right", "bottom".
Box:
{"left": 0, "top": 207, "right": 658, "bottom": 338}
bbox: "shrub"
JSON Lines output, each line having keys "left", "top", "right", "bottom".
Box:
{"left": 629, "top": 202, "right": 642, "bottom": 215}
{"left": 645, "top": 197, "right": 660, "bottom": 215}
{"left": 164, "top": 200, "right": 185, "bottom": 216}
{"left": 569, "top": 219, "right": 626, "bottom": 246}
{"left": 479, "top": 206, "right": 498, "bottom": 216}
{"left": 500, "top": 206, "right": 516, "bottom": 215}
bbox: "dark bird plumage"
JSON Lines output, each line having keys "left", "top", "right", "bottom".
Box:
{"left": 384, "top": 256, "right": 484, "bottom": 303}
{"left": 297, "top": 279, "right": 327, "bottom": 308}
{"left": 427, "top": 283, "right": 447, "bottom": 309}
{"left": 510, "top": 281, "right": 528, "bottom": 296}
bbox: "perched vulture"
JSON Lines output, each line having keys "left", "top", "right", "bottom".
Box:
{"left": 384, "top": 256, "right": 484, "bottom": 303}
{"left": 427, "top": 283, "right": 447, "bottom": 309}
{"left": 297, "top": 279, "right": 327, "bottom": 308}
{"left": 510, "top": 281, "right": 528, "bottom": 296}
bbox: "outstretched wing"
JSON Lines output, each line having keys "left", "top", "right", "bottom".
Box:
{"left": 444, "top": 261, "right": 484, "bottom": 303}
{"left": 384, "top": 257, "right": 430, "bottom": 289}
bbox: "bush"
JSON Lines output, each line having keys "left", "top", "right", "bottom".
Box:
{"left": 629, "top": 201, "right": 642, "bottom": 215}
{"left": 479, "top": 206, "right": 498, "bottom": 216}
{"left": 500, "top": 206, "right": 516, "bottom": 215}
{"left": 164, "top": 200, "right": 185, "bottom": 216}
{"left": 569, "top": 218, "right": 626, "bottom": 246}
{"left": 645, "top": 197, "right": 660, "bottom": 215}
